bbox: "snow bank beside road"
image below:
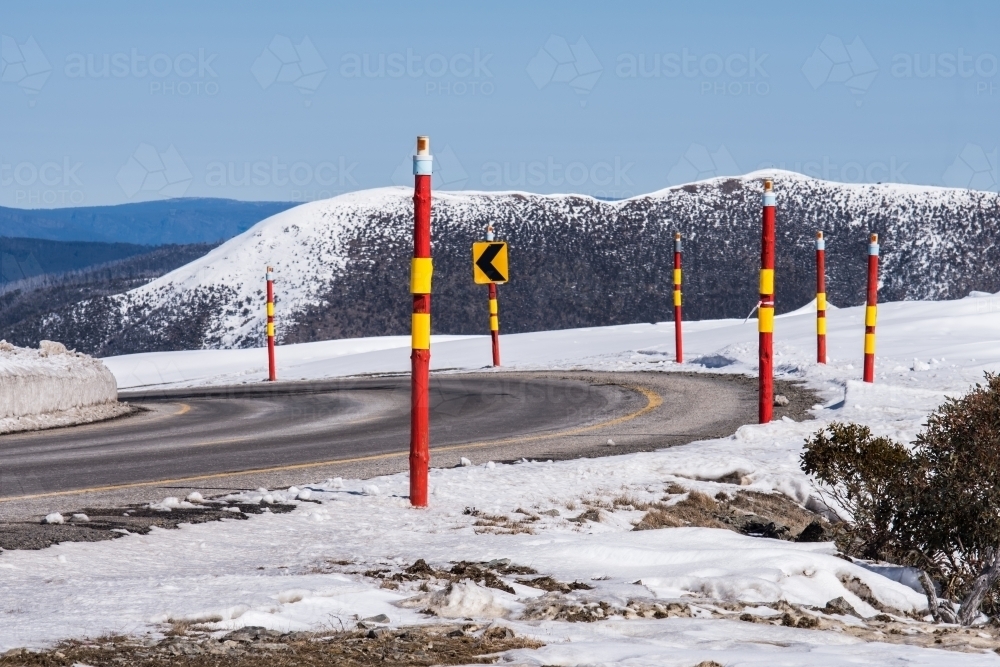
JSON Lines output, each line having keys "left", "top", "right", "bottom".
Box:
{"left": 0, "top": 340, "right": 124, "bottom": 434}
{"left": 105, "top": 291, "right": 1000, "bottom": 396}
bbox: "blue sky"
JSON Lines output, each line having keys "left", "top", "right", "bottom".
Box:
{"left": 2, "top": 0, "right": 999, "bottom": 207}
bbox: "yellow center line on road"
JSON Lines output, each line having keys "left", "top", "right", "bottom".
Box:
{"left": 0, "top": 385, "right": 661, "bottom": 503}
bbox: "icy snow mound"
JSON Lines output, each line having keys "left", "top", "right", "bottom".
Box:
{"left": 0, "top": 340, "right": 117, "bottom": 419}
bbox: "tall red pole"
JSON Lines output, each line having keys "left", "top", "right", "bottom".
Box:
{"left": 758, "top": 180, "right": 775, "bottom": 424}
{"left": 816, "top": 231, "right": 827, "bottom": 364}
{"left": 410, "top": 136, "right": 433, "bottom": 507}
{"left": 266, "top": 266, "right": 276, "bottom": 381}
{"left": 673, "top": 232, "right": 683, "bottom": 363}
{"left": 863, "top": 233, "right": 879, "bottom": 383}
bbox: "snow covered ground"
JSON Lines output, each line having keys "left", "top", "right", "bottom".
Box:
{"left": 106, "top": 290, "right": 1000, "bottom": 399}
{"left": 0, "top": 340, "right": 126, "bottom": 433}
{"left": 4, "top": 293, "right": 1000, "bottom": 664}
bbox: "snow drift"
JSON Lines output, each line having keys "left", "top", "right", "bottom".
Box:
{"left": 0, "top": 340, "right": 122, "bottom": 432}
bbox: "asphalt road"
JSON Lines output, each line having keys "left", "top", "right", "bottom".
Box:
{"left": 0, "top": 371, "right": 816, "bottom": 521}
{"left": 0, "top": 374, "right": 642, "bottom": 500}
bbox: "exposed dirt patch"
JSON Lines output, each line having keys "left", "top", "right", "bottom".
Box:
{"left": 359, "top": 558, "right": 538, "bottom": 595}
{"left": 632, "top": 489, "right": 833, "bottom": 542}
{"left": 516, "top": 576, "right": 593, "bottom": 593}
{"left": 0, "top": 623, "right": 542, "bottom": 666}
{"left": 0, "top": 501, "right": 296, "bottom": 551}
{"left": 463, "top": 507, "right": 538, "bottom": 535}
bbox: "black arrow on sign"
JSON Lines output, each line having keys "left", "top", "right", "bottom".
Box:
{"left": 475, "top": 243, "right": 506, "bottom": 282}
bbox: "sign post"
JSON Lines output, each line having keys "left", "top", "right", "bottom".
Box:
{"left": 863, "top": 233, "right": 879, "bottom": 383}
{"left": 673, "top": 232, "right": 683, "bottom": 363}
{"left": 758, "top": 179, "right": 776, "bottom": 424}
{"left": 410, "top": 136, "right": 433, "bottom": 507}
{"left": 816, "top": 231, "right": 827, "bottom": 364}
{"left": 473, "top": 233, "right": 509, "bottom": 367}
{"left": 266, "top": 266, "right": 276, "bottom": 382}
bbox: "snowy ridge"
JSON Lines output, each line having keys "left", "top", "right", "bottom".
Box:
{"left": 31, "top": 172, "right": 1000, "bottom": 355}
{"left": 116, "top": 190, "right": 412, "bottom": 348}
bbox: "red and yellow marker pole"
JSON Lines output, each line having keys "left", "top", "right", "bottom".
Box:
{"left": 410, "top": 136, "right": 433, "bottom": 507}
{"left": 816, "top": 231, "right": 827, "bottom": 364}
{"left": 488, "top": 282, "right": 500, "bottom": 366}
{"left": 673, "top": 232, "right": 683, "bottom": 363}
{"left": 266, "top": 265, "right": 276, "bottom": 381}
{"left": 758, "top": 179, "right": 776, "bottom": 424}
{"left": 485, "top": 225, "right": 500, "bottom": 366}
{"left": 863, "top": 233, "right": 879, "bottom": 383}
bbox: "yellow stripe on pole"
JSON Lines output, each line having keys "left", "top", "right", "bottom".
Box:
{"left": 817, "top": 317, "right": 826, "bottom": 335}
{"left": 673, "top": 290, "right": 682, "bottom": 306}
{"left": 864, "top": 332, "right": 876, "bottom": 354}
{"left": 759, "top": 269, "right": 774, "bottom": 295}
{"left": 489, "top": 299, "right": 498, "bottom": 315}
{"left": 266, "top": 302, "right": 274, "bottom": 317}
{"left": 490, "top": 315, "right": 498, "bottom": 331}
{"left": 411, "top": 313, "right": 430, "bottom": 349}
{"left": 266, "top": 322, "right": 275, "bottom": 337}
{"left": 865, "top": 305, "right": 877, "bottom": 327}
{"left": 673, "top": 268, "right": 682, "bottom": 285}
{"left": 758, "top": 306, "right": 774, "bottom": 333}
{"left": 410, "top": 257, "right": 433, "bottom": 294}
{"left": 817, "top": 292, "right": 826, "bottom": 310}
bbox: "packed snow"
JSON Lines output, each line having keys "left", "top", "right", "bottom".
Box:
{"left": 3, "top": 293, "right": 1000, "bottom": 664}
{"left": 106, "top": 290, "right": 1000, "bottom": 394}
{"left": 0, "top": 339, "right": 126, "bottom": 433}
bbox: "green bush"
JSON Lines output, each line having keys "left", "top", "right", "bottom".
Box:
{"left": 801, "top": 374, "right": 1000, "bottom": 624}
{"left": 800, "top": 422, "right": 918, "bottom": 562}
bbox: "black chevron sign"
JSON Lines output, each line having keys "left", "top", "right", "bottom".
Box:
{"left": 472, "top": 241, "right": 509, "bottom": 284}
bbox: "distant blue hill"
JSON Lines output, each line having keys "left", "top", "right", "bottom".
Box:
{"left": 0, "top": 198, "right": 299, "bottom": 245}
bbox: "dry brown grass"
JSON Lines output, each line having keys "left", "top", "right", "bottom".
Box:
{"left": 632, "top": 490, "right": 830, "bottom": 541}
{"left": 516, "top": 576, "right": 593, "bottom": 593}
{"left": 361, "top": 558, "right": 537, "bottom": 596}
{"left": 611, "top": 494, "right": 654, "bottom": 511}
{"left": 0, "top": 625, "right": 542, "bottom": 666}
{"left": 463, "top": 508, "right": 537, "bottom": 535}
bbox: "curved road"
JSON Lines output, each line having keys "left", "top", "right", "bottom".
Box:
{"left": 0, "top": 371, "right": 811, "bottom": 519}
{"left": 0, "top": 374, "right": 641, "bottom": 499}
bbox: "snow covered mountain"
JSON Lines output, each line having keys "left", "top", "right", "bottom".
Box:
{"left": 16, "top": 171, "right": 1000, "bottom": 355}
